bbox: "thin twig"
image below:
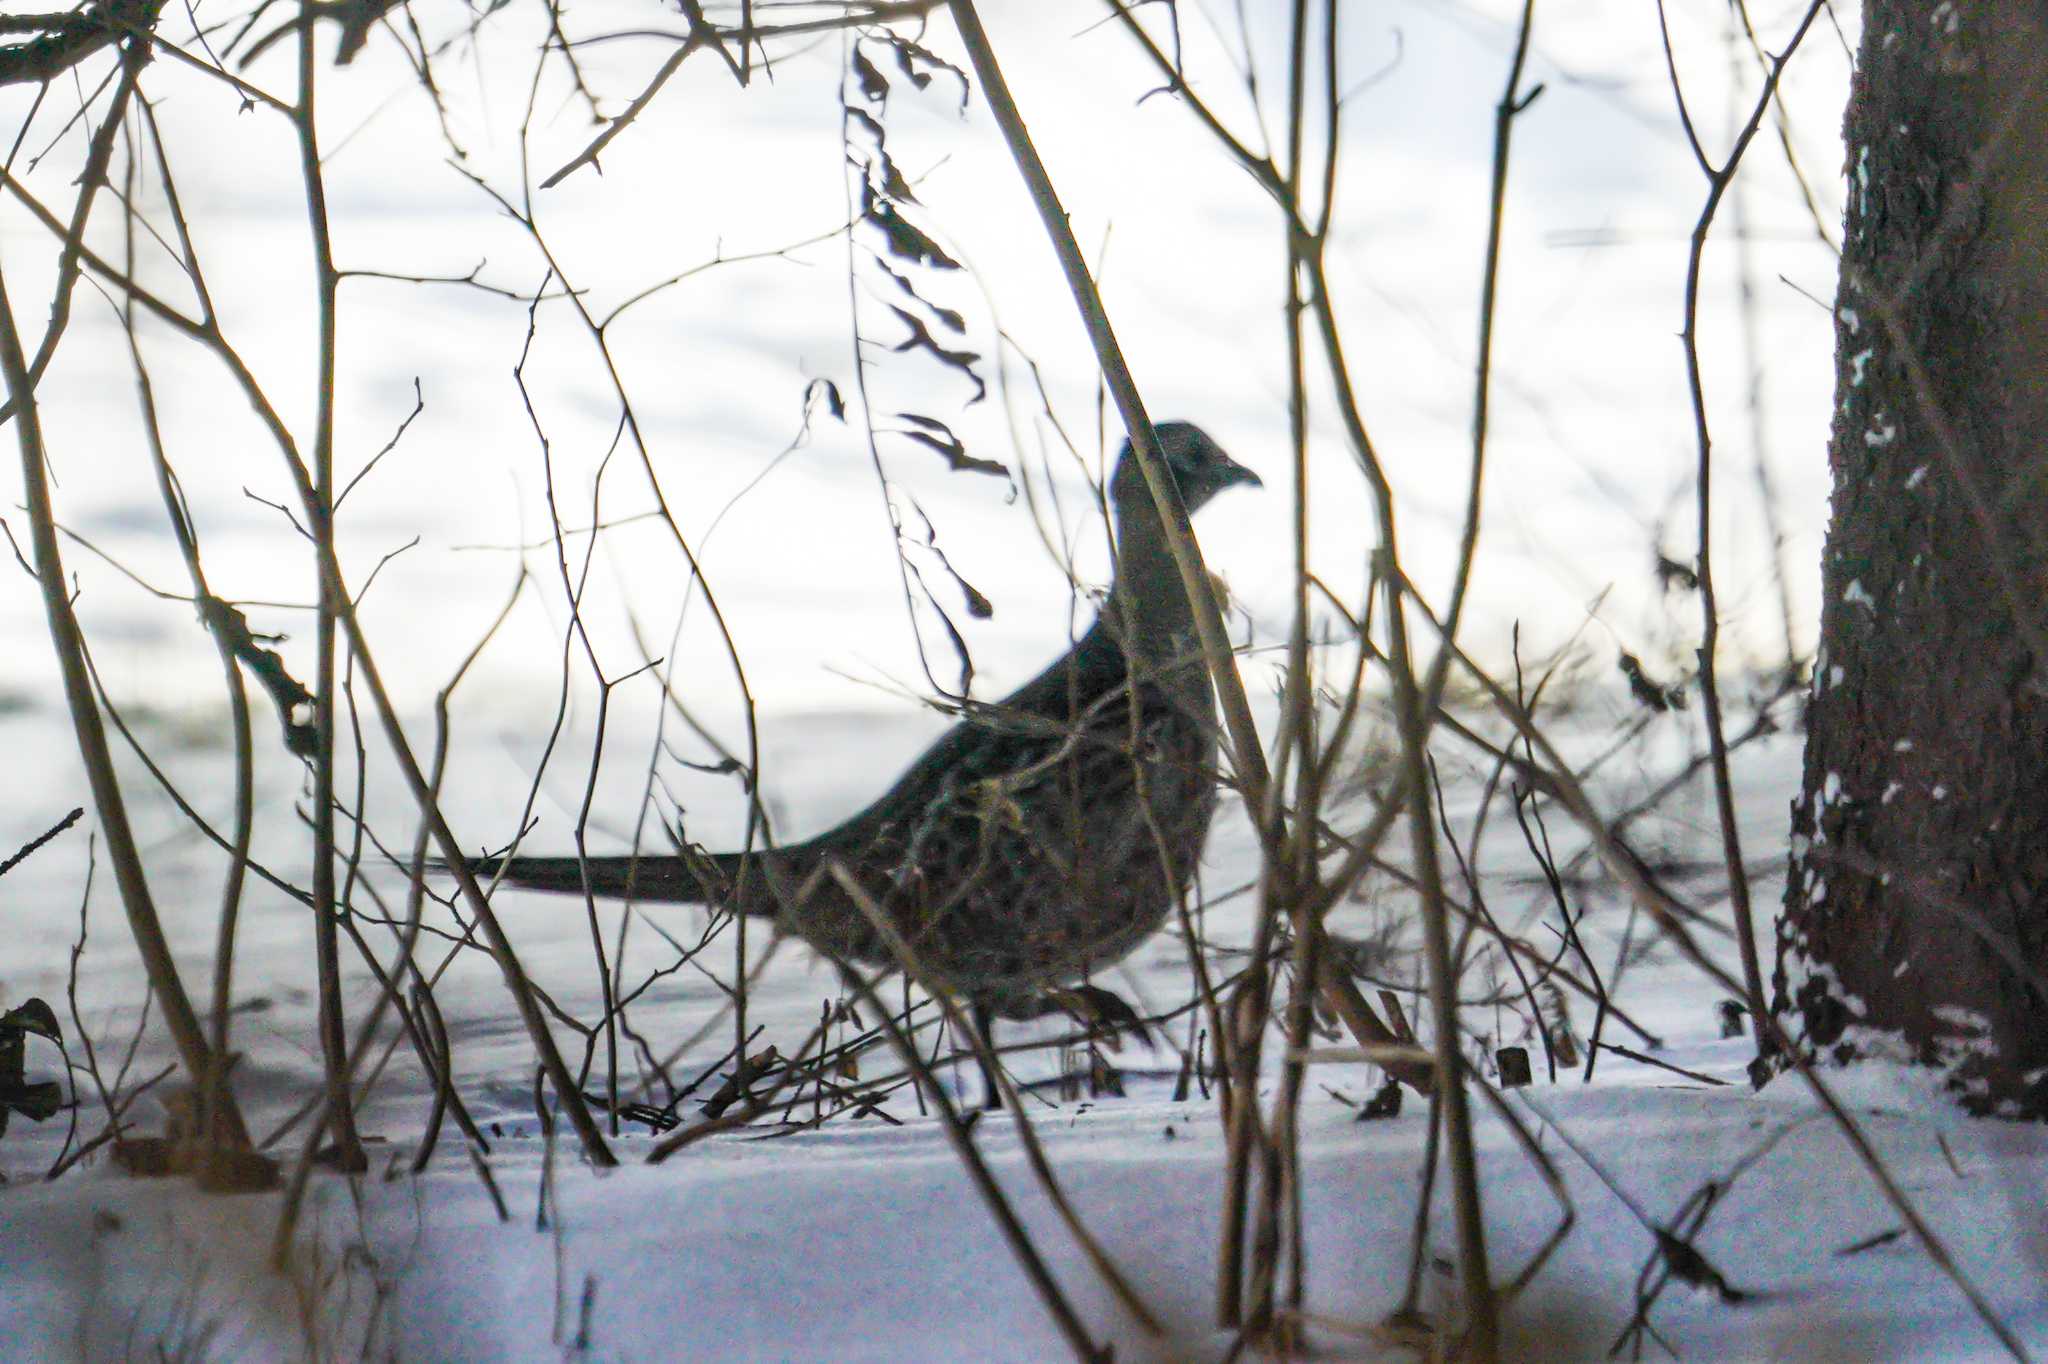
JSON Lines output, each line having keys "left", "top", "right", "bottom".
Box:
{"left": 1668, "top": 0, "right": 1826, "bottom": 1062}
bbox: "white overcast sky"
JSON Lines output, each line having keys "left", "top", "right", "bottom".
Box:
{"left": 0, "top": 0, "right": 1852, "bottom": 790}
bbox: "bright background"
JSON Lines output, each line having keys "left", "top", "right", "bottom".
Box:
{"left": 0, "top": 0, "right": 1849, "bottom": 1104}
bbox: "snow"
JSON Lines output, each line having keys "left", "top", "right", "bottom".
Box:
{"left": 3, "top": 719, "right": 2044, "bottom": 1361}
{"left": 2, "top": 1044, "right": 2043, "bottom": 1360}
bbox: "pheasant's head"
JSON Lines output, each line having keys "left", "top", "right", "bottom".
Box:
{"left": 1111, "top": 421, "right": 1261, "bottom": 515}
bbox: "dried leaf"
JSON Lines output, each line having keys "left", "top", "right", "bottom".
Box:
{"left": 106, "top": 1133, "right": 280, "bottom": 1190}
{"left": 0, "top": 997, "right": 63, "bottom": 1131}
{"left": 905, "top": 494, "right": 996, "bottom": 623}
{"left": 877, "top": 154, "right": 920, "bottom": 207}
{"left": 889, "top": 412, "right": 1005, "bottom": 477}
{"left": 1655, "top": 552, "right": 1700, "bottom": 592}
{"left": 1496, "top": 1045, "right": 1533, "bottom": 1089}
{"left": 872, "top": 258, "right": 963, "bottom": 332}
{"left": 0, "top": 998, "right": 60, "bottom": 1042}
{"left": 699, "top": 1046, "right": 783, "bottom": 1119}
{"left": 878, "top": 32, "right": 969, "bottom": 110}
{"left": 196, "top": 1147, "right": 283, "bottom": 1193}
{"left": 1618, "top": 651, "right": 1685, "bottom": 713}
{"left": 906, "top": 558, "right": 974, "bottom": 698}
{"left": 846, "top": 105, "right": 885, "bottom": 146}
{"left": 864, "top": 187, "right": 961, "bottom": 271}
{"left": 1654, "top": 1230, "right": 1748, "bottom": 1304}
{"left": 0, "top": 1078, "right": 60, "bottom": 1126}
{"left": 851, "top": 46, "right": 890, "bottom": 104}
{"left": 885, "top": 308, "right": 985, "bottom": 403}
{"left": 112, "top": 1137, "right": 182, "bottom": 1178}
{"left": 1358, "top": 1078, "right": 1404, "bottom": 1120}
{"left": 805, "top": 376, "right": 846, "bottom": 421}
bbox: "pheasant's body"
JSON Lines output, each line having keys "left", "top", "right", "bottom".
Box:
{"left": 703, "top": 618, "right": 1210, "bottom": 1010}
{"left": 476, "top": 423, "right": 1255, "bottom": 1022}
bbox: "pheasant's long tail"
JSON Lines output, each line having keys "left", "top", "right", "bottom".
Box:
{"left": 469, "top": 851, "right": 785, "bottom": 917}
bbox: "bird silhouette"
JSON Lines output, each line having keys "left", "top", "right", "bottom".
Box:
{"left": 475, "top": 422, "right": 1259, "bottom": 1094}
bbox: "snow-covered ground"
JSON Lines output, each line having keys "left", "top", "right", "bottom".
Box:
{"left": 4, "top": 974, "right": 2046, "bottom": 1361}
{"left": 3, "top": 711, "right": 2044, "bottom": 1361}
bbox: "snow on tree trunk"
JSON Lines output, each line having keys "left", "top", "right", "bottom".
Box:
{"left": 1775, "top": 0, "right": 2048, "bottom": 1118}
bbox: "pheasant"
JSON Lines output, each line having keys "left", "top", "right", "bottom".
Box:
{"left": 477, "top": 422, "right": 1259, "bottom": 1091}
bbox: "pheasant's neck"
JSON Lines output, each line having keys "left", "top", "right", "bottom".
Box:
{"left": 1105, "top": 491, "right": 1198, "bottom": 668}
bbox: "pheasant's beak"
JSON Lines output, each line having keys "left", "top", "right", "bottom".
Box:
{"left": 1217, "top": 457, "right": 1263, "bottom": 492}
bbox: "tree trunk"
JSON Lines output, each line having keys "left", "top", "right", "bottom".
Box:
{"left": 1775, "top": 0, "right": 2048, "bottom": 1118}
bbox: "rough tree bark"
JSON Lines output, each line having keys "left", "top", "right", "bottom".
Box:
{"left": 1775, "top": 0, "right": 2048, "bottom": 1118}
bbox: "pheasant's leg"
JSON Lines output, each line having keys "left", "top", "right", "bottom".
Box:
{"left": 970, "top": 1000, "right": 1004, "bottom": 1111}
